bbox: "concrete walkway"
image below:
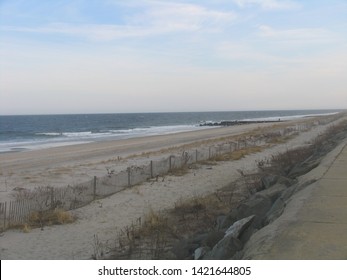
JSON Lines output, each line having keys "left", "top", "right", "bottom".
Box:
{"left": 243, "top": 141, "right": 347, "bottom": 259}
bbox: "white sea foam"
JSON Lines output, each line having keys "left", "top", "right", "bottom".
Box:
{"left": 0, "top": 125, "right": 207, "bottom": 153}
{"left": 36, "top": 132, "right": 63, "bottom": 136}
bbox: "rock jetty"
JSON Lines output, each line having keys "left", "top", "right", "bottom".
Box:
{"left": 200, "top": 120, "right": 283, "bottom": 126}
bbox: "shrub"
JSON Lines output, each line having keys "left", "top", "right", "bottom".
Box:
{"left": 28, "top": 208, "right": 75, "bottom": 227}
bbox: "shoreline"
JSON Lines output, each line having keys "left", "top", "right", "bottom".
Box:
{"left": 1, "top": 111, "right": 342, "bottom": 154}
{"left": 0, "top": 115, "right": 341, "bottom": 202}
{"left": 0, "top": 114, "right": 346, "bottom": 259}
{"left": 0, "top": 122, "right": 282, "bottom": 199}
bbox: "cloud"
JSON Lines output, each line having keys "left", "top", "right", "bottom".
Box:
{"left": 1, "top": 1, "right": 236, "bottom": 41}
{"left": 134, "top": 1, "right": 236, "bottom": 30}
{"left": 1, "top": 24, "right": 164, "bottom": 41}
{"left": 232, "top": 0, "right": 300, "bottom": 10}
{"left": 258, "top": 24, "right": 338, "bottom": 43}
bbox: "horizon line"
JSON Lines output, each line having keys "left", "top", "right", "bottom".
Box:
{"left": 1, "top": 108, "right": 345, "bottom": 117}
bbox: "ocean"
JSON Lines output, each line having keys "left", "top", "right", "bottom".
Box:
{"left": 0, "top": 110, "right": 341, "bottom": 153}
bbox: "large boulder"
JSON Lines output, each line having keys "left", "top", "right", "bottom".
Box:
{"left": 194, "top": 246, "right": 210, "bottom": 260}
{"left": 170, "top": 230, "right": 225, "bottom": 260}
{"left": 264, "top": 179, "right": 317, "bottom": 225}
{"left": 235, "top": 194, "right": 272, "bottom": 229}
{"left": 256, "top": 183, "right": 287, "bottom": 203}
{"left": 219, "top": 210, "right": 239, "bottom": 230}
{"left": 288, "top": 160, "right": 320, "bottom": 178}
{"left": 261, "top": 174, "right": 279, "bottom": 189}
{"left": 202, "top": 231, "right": 225, "bottom": 248}
{"left": 194, "top": 217, "right": 255, "bottom": 260}
{"left": 277, "top": 176, "right": 295, "bottom": 187}
{"left": 203, "top": 235, "right": 243, "bottom": 259}
{"left": 264, "top": 197, "right": 286, "bottom": 225}
{"left": 220, "top": 194, "right": 272, "bottom": 229}
{"left": 225, "top": 215, "right": 255, "bottom": 238}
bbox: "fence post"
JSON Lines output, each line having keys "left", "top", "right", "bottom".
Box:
{"left": 209, "top": 146, "right": 211, "bottom": 159}
{"left": 93, "top": 176, "right": 97, "bottom": 200}
{"left": 196, "top": 149, "right": 198, "bottom": 162}
{"left": 128, "top": 169, "right": 131, "bottom": 187}
{"left": 169, "top": 156, "right": 172, "bottom": 171}
{"left": 150, "top": 160, "right": 153, "bottom": 178}
{"left": 19, "top": 200, "right": 24, "bottom": 224}
{"left": 50, "top": 187, "right": 54, "bottom": 209}
{"left": 3, "top": 201, "right": 7, "bottom": 230}
{"left": 8, "top": 201, "right": 12, "bottom": 227}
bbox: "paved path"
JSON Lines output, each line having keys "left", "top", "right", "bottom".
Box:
{"left": 244, "top": 141, "right": 347, "bottom": 259}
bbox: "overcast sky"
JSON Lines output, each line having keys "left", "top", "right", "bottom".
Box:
{"left": 0, "top": 0, "right": 346, "bottom": 115}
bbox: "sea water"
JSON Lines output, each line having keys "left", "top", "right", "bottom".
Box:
{"left": 0, "top": 110, "right": 341, "bottom": 153}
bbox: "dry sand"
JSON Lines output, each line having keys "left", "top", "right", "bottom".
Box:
{"left": 0, "top": 116, "right": 345, "bottom": 259}
{"left": 0, "top": 123, "right": 276, "bottom": 202}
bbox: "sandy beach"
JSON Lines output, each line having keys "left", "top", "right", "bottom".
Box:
{"left": 0, "top": 122, "right": 279, "bottom": 202}
{"left": 0, "top": 115, "right": 346, "bottom": 259}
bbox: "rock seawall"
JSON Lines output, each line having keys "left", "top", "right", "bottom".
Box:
{"left": 170, "top": 122, "right": 347, "bottom": 260}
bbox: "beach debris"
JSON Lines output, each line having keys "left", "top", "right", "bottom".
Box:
{"left": 106, "top": 167, "right": 115, "bottom": 177}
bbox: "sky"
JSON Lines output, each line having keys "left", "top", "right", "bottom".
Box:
{"left": 0, "top": 0, "right": 346, "bottom": 115}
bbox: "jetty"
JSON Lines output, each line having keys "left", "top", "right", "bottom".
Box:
{"left": 200, "top": 119, "right": 283, "bottom": 127}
